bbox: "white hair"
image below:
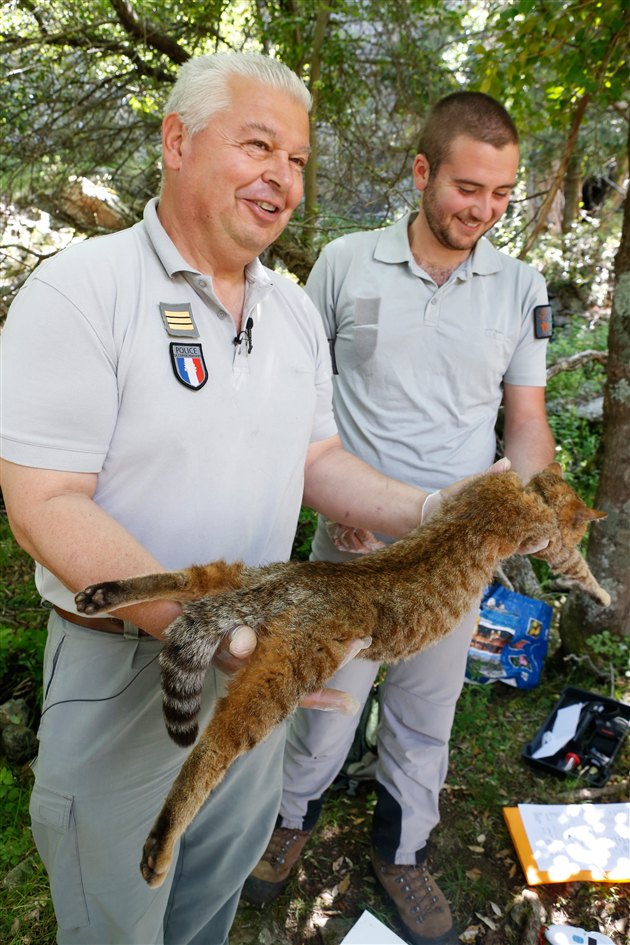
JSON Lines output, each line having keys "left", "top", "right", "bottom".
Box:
{"left": 165, "top": 52, "right": 312, "bottom": 135}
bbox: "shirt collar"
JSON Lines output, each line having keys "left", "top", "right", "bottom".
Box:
{"left": 373, "top": 209, "right": 503, "bottom": 277}
{"left": 142, "top": 197, "right": 273, "bottom": 290}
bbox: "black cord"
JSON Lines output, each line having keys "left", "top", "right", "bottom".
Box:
{"left": 40, "top": 652, "right": 161, "bottom": 718}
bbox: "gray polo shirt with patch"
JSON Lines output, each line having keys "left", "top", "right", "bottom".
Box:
{"left": 1, "top": 199, "right": 336, "bottom": 610}
{"left": 306, "top": 211, "right": 549, "bottom": 559}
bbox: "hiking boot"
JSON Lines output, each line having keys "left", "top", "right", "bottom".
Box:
{"left": 370, "top": 850, "right": 456, "bottom": 944}
{"left": 241, "top": 827, "right": 311, "bottom": 905}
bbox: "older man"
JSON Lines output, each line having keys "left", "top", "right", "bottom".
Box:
{"left": 1, "top": 53, "right": 483, "bottom": 945}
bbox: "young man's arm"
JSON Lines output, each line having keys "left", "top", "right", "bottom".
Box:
{"left": 502, "top": 384, "right": 556, "bottom": 482}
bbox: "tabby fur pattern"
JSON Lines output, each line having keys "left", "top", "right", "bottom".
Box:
{"left": 75, "top": 463, "right": 609, "bottom": 886}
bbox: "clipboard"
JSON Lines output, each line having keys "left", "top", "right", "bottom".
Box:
{"left": 503, "top": 804, "right": 630, "bottom": 885}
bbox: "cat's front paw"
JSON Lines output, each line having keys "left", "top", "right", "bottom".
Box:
{"left": 140, "top": 829, "right": 174, "bottom": 888}
{"left": 594, "top": 587, "right": 611, "bottom": 608}
{"left": 75, "top": 582, "right": 124, "bottom": 615}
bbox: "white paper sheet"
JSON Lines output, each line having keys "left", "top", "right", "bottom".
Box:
{"left": 530, "top": 702, "right": 585, "bottom": 759}
{"left": 340, "top": 909, "right": 409, "bottom": 944}
{"left": 518, "top": 802, "right": 630, "bottom": 881}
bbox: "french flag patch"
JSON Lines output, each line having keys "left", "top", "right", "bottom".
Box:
{"left": 169, "top": 342, "right": 208, "bottom": 390}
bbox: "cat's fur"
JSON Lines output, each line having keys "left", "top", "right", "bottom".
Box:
{"left": 75, "top": 463, "right": 609, "bottom": 887}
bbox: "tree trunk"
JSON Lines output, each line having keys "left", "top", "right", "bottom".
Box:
{"left": 303, "top": 6, "right": 331, "bottom": 250}
{"left": 562, "top": 153, "right": 582, "bottom": 232}
{"left": 559, "top": 119, "right": 630, "bottom": 651}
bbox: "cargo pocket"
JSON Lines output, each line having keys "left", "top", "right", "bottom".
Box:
{"left": 30, "top": 783, "right": 90, "bottom": 929}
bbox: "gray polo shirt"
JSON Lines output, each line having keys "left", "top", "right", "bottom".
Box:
{"left": 306, "top": 212, "right": 549, "bottom": 558}
{"left": 1, "top": 199, "right": 336, "bottom": 609}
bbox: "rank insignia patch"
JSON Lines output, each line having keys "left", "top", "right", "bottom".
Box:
{"left": 160, "top": 302, "right": 199, "bottom": 337}
{"left": 170, "top": 343, "right": 208, "bottom": 390}
{"left": 533, "top": 304, "right": 553, "bottom": 339}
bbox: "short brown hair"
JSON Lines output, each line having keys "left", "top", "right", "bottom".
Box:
{"left": 416, "top": 92, "right": 519, "bottom": 171}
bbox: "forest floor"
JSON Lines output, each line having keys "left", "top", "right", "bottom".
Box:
{"left": 228, "top": 662, "right": 629, "bottom": 945}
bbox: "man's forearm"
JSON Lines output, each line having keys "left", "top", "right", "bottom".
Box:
{"left": 303, "top": 440, "right": 426, "bottom": 538}
{"left": 1, "top": 461, "right": 180, "bottom": 635}
{"left": 504, "top": 419, "right": 556, "bottom": 483}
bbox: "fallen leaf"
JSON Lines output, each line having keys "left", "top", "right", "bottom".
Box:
{"left": 489, "top": 901, "right": 502, "bottom": 916}
{"left": 475, "top": 912, "right": 497, "bottom": 930}
{"left": 465, "top": 868, "right": 482, "bottom": 881}
{"left": 338, "top": 874, "right": 350, "bottom": 895}
{"left": 468, "top": 845, "right": 485, "bottom": 854}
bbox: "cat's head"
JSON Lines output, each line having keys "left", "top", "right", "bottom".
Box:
{"left": 527, "top": 462, "right": 606, "bottom": 550}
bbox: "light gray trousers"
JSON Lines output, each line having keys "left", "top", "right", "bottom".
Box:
{"left": 30, "top": 611, "right": 284, "bottom": 945}
{"left": 279, "top": 603, "right": 478, "bottom": 865}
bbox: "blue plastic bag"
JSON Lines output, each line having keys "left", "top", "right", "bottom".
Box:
{"left": 465, "top": 583, "right": 552, "bottom": 689}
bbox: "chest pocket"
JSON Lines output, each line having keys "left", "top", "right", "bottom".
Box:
{"left": 338, "top": 296, "right": 380, "bottom": 369}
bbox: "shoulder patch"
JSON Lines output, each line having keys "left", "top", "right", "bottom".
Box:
{"left": 533, "top": 304, "right": 553, "bottom": 339}
{"left": 160, "top": 302, "right": 199, "bottom": 338}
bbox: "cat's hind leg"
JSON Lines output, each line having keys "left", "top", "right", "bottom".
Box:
{"left": 140, "top": 623, "right": 356, "bottom": 886}
{"left": 75, "top": 561, "right": 247, "bottom": 614}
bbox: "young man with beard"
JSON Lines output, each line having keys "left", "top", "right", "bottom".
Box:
{"left": 244, "top": 92, "right": 555, "bottom": 945}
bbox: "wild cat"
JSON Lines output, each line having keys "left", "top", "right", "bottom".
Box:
{"left": 76, "top": 463, "right": 610, "bottom": 886}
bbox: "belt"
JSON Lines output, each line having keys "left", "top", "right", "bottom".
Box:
{"left": 52, "top": 605, "right": 151, "bottom": 637}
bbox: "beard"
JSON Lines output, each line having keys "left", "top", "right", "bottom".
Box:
{"left": 422, "top": 183, "right": 492, "bottom": 252}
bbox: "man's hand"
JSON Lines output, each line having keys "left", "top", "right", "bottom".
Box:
{"left": 516, "top": 537, "right": 550, "bottom": 555}
{"left": 211, "top": 624, "right": 260, "bottom": 675}
{"left": 212, "top": 626, "right": 371, "bottom": 715}
{"left": 299, "top": 636, "right": 372, "bottom": 714}
{"left": 327, "top": 522, "right": 386, "bottom": 554}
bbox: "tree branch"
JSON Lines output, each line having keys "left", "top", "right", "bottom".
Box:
{"left": 109, "top": 0, "right": 190, "bottom": 65}
{"left": 546, "top": 349, "right": 608, "bottom": 379}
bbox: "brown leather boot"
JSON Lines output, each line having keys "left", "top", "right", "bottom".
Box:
{"left": 371, "top": 850, "right": 456, "bottom": 944}
{"left": 241, "top": 827, "right": 311, "bottom": 905}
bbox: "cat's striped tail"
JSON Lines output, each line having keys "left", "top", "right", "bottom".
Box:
{"left": 159, "top": 614, "right": 222, "bottom": 747}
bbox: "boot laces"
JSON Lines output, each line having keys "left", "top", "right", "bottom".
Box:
{"left": 263, "top": 829, "right": 303, "bottom": 868}
{"left": 392, "top": 863, "right": 439, "bottom": 917}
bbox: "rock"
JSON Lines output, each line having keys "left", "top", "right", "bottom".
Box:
{"left": 0, "top": 698, "right": 30, "bottom": 730}
{"left": 1, "top": 723, "right": 38, "bottom": 764}
{"left": 575, "top": 397, "right": 604, "bottom": 421}
{"left": 506, "top": 888, "right": 547, "bottom": 945}
{"left": 2, "top": 856, "right": 36, "bottom": 889}
{"left": 319, "top": 916, "right": 355, "bottom": 944}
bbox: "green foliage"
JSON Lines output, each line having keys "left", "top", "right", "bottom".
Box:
{"left": 588, "top": 630, "right": 630, "bottom": 678}
{"left": 0, "top": 767, "right": 32, "bottom": 873}
{"left": 0, "top": 515, "right": 47, "bottom": 705}
{"left": 291, "top": 506, "right": 318, "bottom": 561}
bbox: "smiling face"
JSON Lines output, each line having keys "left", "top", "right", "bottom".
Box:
{"left": 411, "top": 134, "right": 519, "bottom": 261}
{"left": 159, "top": 76, "right": 311, "bottom": 276}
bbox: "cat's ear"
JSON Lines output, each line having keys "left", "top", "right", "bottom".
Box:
{"left": 574, "top": 505, "right": 607, "bottom": 525}
{"left": 545, "top": 462, "right": 564, "bottom": 478}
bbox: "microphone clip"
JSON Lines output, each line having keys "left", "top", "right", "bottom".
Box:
{"left": 233, "top": 316, "right": 254, "bottom": 354}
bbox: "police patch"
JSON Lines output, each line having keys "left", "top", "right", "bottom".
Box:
{"left": 533, "top": 304, "right": 553, "bottom": 339}
{"left": 169, "top": 342, "right": 208, "bottom": 390}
